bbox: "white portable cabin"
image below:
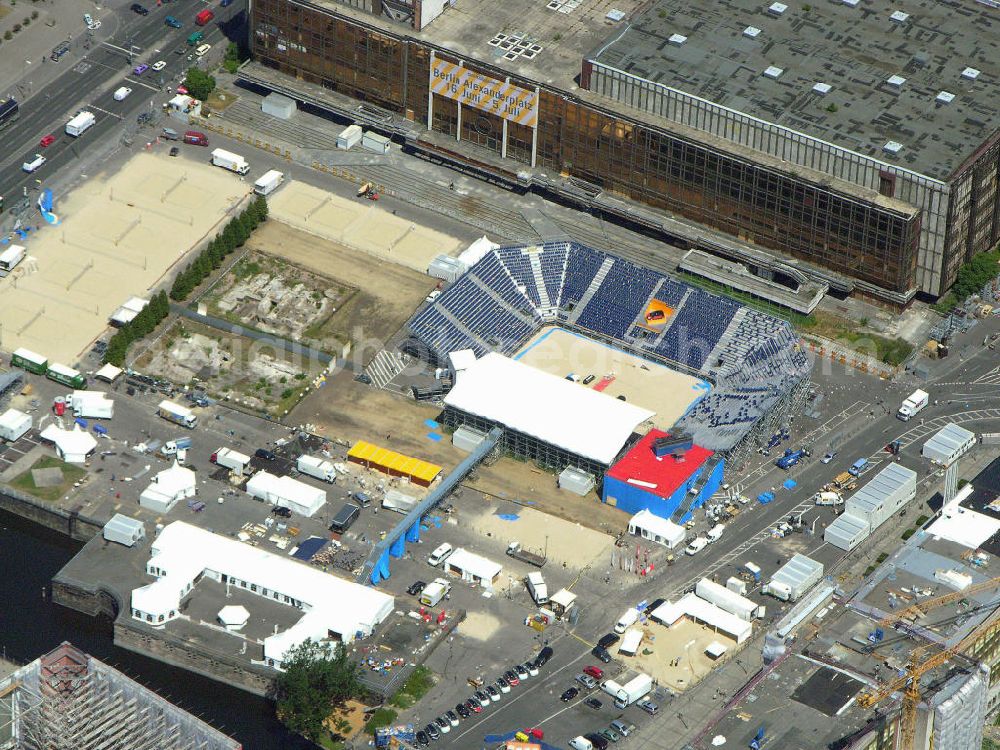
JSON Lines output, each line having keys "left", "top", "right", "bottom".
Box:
{"left": 362, "top": 131, "right": 391, "bottom": 154}
{"left": 443, "top": 547, "right": 502, "bottom": 587}
{"left": 695, "top": 578, "right": 759, "bottom": 620}
{"left": 336, "top": 124, "right": 362, "bottom": 150}
{"left": 627, "top": 509, "right": 686, "bottom": 549}
{"left": 824, "top": 512, "right": 871, "bottom": 551}
{"left": 103, "top": 514, "right": 145, "bottom": 547}
{"left": 0, "top": 408, "right": 31, "bottom": 442}
{"left": 764, "top": 554, "right": 824, "bottom": 602}
{"left": 844, "top": 463, "right": 917, "bottom": 530}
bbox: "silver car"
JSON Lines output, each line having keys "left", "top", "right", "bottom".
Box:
{"left": 575, "top": 673, "right": 598, "bottom": 690}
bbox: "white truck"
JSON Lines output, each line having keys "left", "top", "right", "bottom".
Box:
{"left": 65, "top": 111, "right": 96, "bottom": 137}
{"left": 898, "top": 389, "right": 929, "bottom": 421}
{"left": 212, "top": 447, "right": 252, "bottom": 475}
{"left": 157, "top": 400, "right": 197, "bottom": 429}
{"left": 67, "top": 391, "right": 114, "bottom": 419}
{"left": 420, "top": 578, "right": 451, "bottom": 607}
{"left": 525, "top": 571, "right": 549, "bottom": 605}
{"left": 253, "top": 169, "right": 284, "bottom": 195}
{"left": 0, "top": 244, "right": 26, "bottom": 274}
{"left": 614, "top": 607, "right": 640, "bottom": 634}
{"left": 211, "top": 148, "right": 250, "bottom": 175}
{"left": 614, "top": 673, "right": 653, "bottom": 709}
{"left": 297, "top": 454, "right": 336, "bottom": 483}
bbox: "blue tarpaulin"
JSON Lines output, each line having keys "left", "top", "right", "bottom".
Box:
{"left": 292, "top": 537, "right": 328, "bottom": 561}
{"left": 426, "top": 432, "right": 442, "bottom": 442}
{"left": 783, "top": 478, "right": 797, "bottom": 489}
{"left": 93, "top": 424, "right": 108, "bottom": 435}
{"left": 424, "top": 419, "right": 440, "bottom": 429}
{"left": 757, "top": 491, "right": 774, "bottom": 504}
{"left": 74, "top": 418, "right": 88, "bottom": 429}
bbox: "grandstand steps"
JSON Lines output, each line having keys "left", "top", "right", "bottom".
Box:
{"left": 623, "top": 279, "right": 671, "bottom": 344}
{"left": 527, "top": 252, "right": 553, "bottom": 309}
{"left": 706, "top": 307, "right": 752, "bottom": 373}
{"left": 437, "top": 305, "right": 490, "bottom": 350}
{"left": 567, "top": 257, "right": 615, "bottom": 324}
{"left": 471, "top": 275, "right": 539, "bottom": 326}
{"left": 365, "top": 349, "right": 412, "bottom": 390}
{"left": 641, "top": 288, "right": 691, "bottom": 351}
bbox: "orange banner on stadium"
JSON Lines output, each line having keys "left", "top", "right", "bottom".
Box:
{"left": 431, "top": 58, "right": 538, "bottom": 127}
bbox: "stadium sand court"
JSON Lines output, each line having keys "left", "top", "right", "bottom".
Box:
{"left": 0, "top": 152, "right": 247, "bottom": 363}
{"left": 267, "top": 181, "right": 463, "bottom": 272}
{"left": 515, "top": 327, "right": 710, "bottom": 430}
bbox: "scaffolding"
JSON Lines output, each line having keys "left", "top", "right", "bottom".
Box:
{"left": 1, "top": 642, "right": 240, "bottom": 750}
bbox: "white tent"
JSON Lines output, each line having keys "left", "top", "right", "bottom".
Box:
{"left": 109, "top": 296, "right": 149, "bottom": 326}
{"left": 549, "top": 588, "right": 578, "bottom": 619}
{"left": 456, "top": 235, "right": 500, "bottom": 269}
{"left": 140, "top": 461, "right": 196, "bottom": 513}
{"left": 94, "top": 363, "right": 123, "bottom": 383}
{"left": 245, "top": 471, "right": 326, "bottom": 517}
{"left": 650, "top": 592, "right": 752, "bottom": 643}
{"left": 131, "top": 522, "right": 394, "bottom": 668}
{"left": 628, "top": 509, "right": 686, "bottom": 549}
{"left": 218, "top": 605, "right": 250, "bottom": 631}
{"left": 444, "top": 548, "right": 502, "bottom": 587}
{"left": 40, "top": 423, "right": 96, "bottom": 463}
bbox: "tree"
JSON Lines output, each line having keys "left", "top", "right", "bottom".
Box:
{"left": 183, "top": 67, "right": 216, "bottom": 101}
{"left": 273, "top": 639, "right": 361, "bottom": 743}
{"left": 255, "top": 194, "right": 269, "bottom": 221}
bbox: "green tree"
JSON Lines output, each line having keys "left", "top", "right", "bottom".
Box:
{"left": 183, "top": 67, "right": 216, "bottom": 101}
{"left": 273, "top": 639, "right": 361, "bottom": 743}
{"left": 255, "top": 194, "right": 269, "bottom": 221}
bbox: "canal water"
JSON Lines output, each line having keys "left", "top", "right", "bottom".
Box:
{"left": 0, "top": 509, "right": 313, "bottom": 749}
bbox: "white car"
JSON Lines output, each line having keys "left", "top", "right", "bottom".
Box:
{"left": 195, "top": 43, "right": 212, "bottom": 57}
{"left": 83, "top": 12, "right": 101, "bottom": 29}
{"left": 684, "top": 537, "right": 709, "bottom": 556}
{"left": 152, "top": 60, "right": 166, "bottom": 71}
{"left": 113, "top": 86, "right": 133, "bottom": 101}
{"left": 22, "top": 153, "right": 46, "bottom": 173}
{"left": 425, "top": 289, "right": 441, "bottom": 303}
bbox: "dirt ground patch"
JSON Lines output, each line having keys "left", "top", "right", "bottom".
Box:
{"left": 203, "top": 251, "right": 355, "bottom": 351}
{"left": 134, "top": 318, "right": 325, "bottom": 417}
{"left": 456, "top": 611, "right": 503, "bottom": 642}
{"left": 623, "top": 619, "right": 739, "bottom": 693}
{"left": 245, "top": 221, "right": 436, "bottom": 357}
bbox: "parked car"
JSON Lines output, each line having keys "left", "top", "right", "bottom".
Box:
{"left": 407, "top": 580, "right": 426, "bottom": 596}
{"left": 514, "top": 664, "right": 529, "bottom": 680}
{"left": 534, "top": 646, "right": 553, "bottom": 666}
{"left": 585, "top": 733, "right": 610, "bottom": 750}
{"left": 821, "top": 451, "right": 838, "bottom": 464}
{"left": 474, "top": 691, "right": 490, "bottom": 708}
{"left": 597, "top": 634, "right": 619, "bottom": 649}
{"left": 524, "top": 661, "right": 539, "bottom": 677}
{"left": 465, "top": 698, "right": 481, "bottom": 713}
{"left": 130, "top": 2, "right": 149, "bottom": 14}
{"left": 165, "top": 15, "right": 182, "bottom": 27}
{"left": 504, "top": 669, "right": 520, "bottom": 686}
{"left": 610, "top": 720, "right": 634, "bottom": 736}
{"left": 560, "top": 687, "right": 579, "bottom": 702}
{"left": 584, "top": 697, "right": 603, "bottom": 710}
{"left": 637, "top": 699, "right": 658, "bottom": 715}
{"left": 152, "top": 60, "right": 167, "bottom": 71}
{"left": 133, "top": 63, "right": 149, "bottom": 75}
{"left": 415, "top": 730, "right": 429, "bottom": 746}
{"left": 583, "top": 665, "right": 604, "bottom": 680}
{"left": 685, "top": 537, "right": 709, "bottom": 555}
{"left": 169, "top": 146, "right": 180, "bottom": 157}
{"left": 644, "top": 598, "right": 665, "bottom": 616}
{"left": 424, "top": 723, "right": 439, "bottom": 740}
{"left": 39, "top": 134, "right": 55, "bottom": 148}
{"left": 496, "top": 677, "right": 510, "bottom": 693}
{"left": 486, "top": 685, "right": 500, "bottom": 702}
{"left": 434, "top": 716, "right": 450, "bottom": 734}
{"left": 591, "top": 646, "right": 612, "bottom": 664}
{"left": 195, "top": 42, "right": 212, "bottom": 57}
{"left": 271, "top": 506, "right": 292, "bottom": 518}
{"left": 575, "top": 673, "right": 598, "bottom": 690}
{"left": 445, "top": 710, "right": 458, "bottom": 727}
{"left": 600, "top": 727, "right": 621, "bottom": 744}
{"left": 455, "top": 703, "right": 470, "bottom": 718}
{"left": 255, "top": 448, "right": 277, "bottom": 461}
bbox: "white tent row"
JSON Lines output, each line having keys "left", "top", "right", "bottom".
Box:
{"left": 39, "top": 423, "right": 96, "bottom": 463}
{"left": 245, "top": 471, "right": 326, "bottom": 517}
{"left": 650, "top": 592, "right": 752, "bottom": 643}
{"left": 131, "top": 522, "right": 394, "bottom": 668}
{"left": 628, "top": 509, "right": 686, "bottom": 549}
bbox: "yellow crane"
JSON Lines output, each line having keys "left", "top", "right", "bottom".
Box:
{"left": 857, "top": 573, "right": 1000, "bottom": 749}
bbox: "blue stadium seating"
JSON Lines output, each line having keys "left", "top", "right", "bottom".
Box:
{"left": 576, "top": 261, "right": 660, "bottom": 339}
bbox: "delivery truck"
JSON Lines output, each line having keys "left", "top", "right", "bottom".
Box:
{"left": 211, "top": 148, "right": 249, "bottom": 175}
{"left": 67, "top": 391, "right": 114, "bottom": 419}
{"left": 614, "top": 673, "right": 653, "bottom": 709}
{"left": 157, "top": 400, "right": 197, "bottom": 428}
{"left": 898, "top": 389, "right": 929, "bottom": 421}
{"left": 329, "top": 502, "right": 360, "bottom": 533}
{"left": 253, "top": 169, "right": 284, "bottom": 196}
{"left": 65, "top": 111, "right": 96, "bottom": 137}
{"left": 11, "top": 348, "right": 48, "bottom": 374}
{"left": 212, "top": 447, "right": 252, "bottom": 475}
{"left": 297, "top": 455, "right": 336, "bottom": 483}
{"left": 162, "top": 437, "right": 193, "bottom": 455}
{"left": 46, "top": 363, "right": 86, "bottom": 389}
{"left": 420, "top": 578, "right": 451, "bottom": 607}
{"left": 525, "top": 571, "right": 549, "bottom": 605}
{"left": 0, "top": 244, "right": 26, "bottom": 275}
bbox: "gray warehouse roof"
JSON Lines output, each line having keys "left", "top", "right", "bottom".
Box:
{"left": 923, "top": 423, "right": 977, "bottom": 464}
{"left": 588, "top": 0, "right": 1000, "bottom": 180}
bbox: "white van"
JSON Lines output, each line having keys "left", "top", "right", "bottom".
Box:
{"left": 685, "top": 537, "right": 709, "bottom": 555}
{"left": 614, "top": 607, "right": 639, "bottom": 634}
{"left": 569, "top": 737, "right": 593, "bottom": 750}
{"left": 706, "top": 524, "right": 726, "bottom": 543}
{"left": 427, "top": 542, "right": 454, "bottom": 567}
{"left": 22, "top": 154, "right": 46, "bottom": 173}
{"left": 113, "top": 86, "right": 132, "bottom": 101}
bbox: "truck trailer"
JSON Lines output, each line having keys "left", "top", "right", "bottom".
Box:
{"left": 898, "top": 389, "right": 929, "bottom": 421}
{"left": 11, "top": 348, "right": 48, "bottom": 374}
{"left": 614, "top": 674, "right": 653, "bottom": 708}
{"left": 253, "top": 169, "right": 284, "bottom": 195}
{"left": 297, "top": 455, "right": 336, "bottom": 483}
{"left": 211, "top": 148, "right": 249, "bottom": 175}
{"left": 67, "top": 391, "right": 114, "bottom": 419}
{"left": 65, "top": 111, "right": 96, "bottom": 137}
{"left": 157, "top": 400, "right": 197, "bottom": 428}
{"left": 46, "top": 363, "right": 86, "bottom": 389}
{"left": 420, "top": 578, "right": 451, "bottom": 607}
{"left": 0, "top": 244, "right": 26, "bottom": 274}
{"left": 212, "top": 447, "right": 252, "bottom": 474}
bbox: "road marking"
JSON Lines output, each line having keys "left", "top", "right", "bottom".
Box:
{"left": 87, "top": 104, "right": 123, "bottom": 120}
{"left": 126, "top": 78, "right": 160, "bottom": 91}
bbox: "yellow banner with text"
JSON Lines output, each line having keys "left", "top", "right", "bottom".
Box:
{"left": 430, "top": 59, "right": 538, "bottom": 128}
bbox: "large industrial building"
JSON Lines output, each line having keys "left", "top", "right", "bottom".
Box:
{"left": 0, "top": 642, "right": 241, "bottom": 749}
{"left": 245, "top": 0, "right": 999, "bottom": 304}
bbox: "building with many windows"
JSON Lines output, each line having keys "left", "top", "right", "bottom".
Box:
{"left": 245, "top": 0, "right": 999, "bottom": 305}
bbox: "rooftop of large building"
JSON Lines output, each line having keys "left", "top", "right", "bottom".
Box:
{"left": 586, "top": 0, "right": 1000, "bottom": 180}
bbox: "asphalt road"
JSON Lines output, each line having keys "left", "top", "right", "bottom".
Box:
{"left": 0, "top": 0, "right": 242, "bottom": 214}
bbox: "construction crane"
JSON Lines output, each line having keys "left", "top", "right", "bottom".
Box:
{"left": 856, "top": 623, "right": 985, "bottom": 750}
{"left": 876, "top": 573, "right": 1000, "bottom": 632}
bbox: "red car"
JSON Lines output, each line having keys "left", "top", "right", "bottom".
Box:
{"left": 39, "top": 134, "right": 55, "bottom": 148}
{"left": 583, "top": 665, "right": 605, "bottom": 680}
{"left": 645, "top": 309, "right": 666, "bottom": 322}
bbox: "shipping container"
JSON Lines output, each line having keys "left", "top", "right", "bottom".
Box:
{"left": 362, "top": 130, "right": 391, "bottom": 154}
{"left": 336, "top": 124, "right": 363, "bottom": 150}
{"left": 11, "top": 348, "right": 48, "bottom": 374}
